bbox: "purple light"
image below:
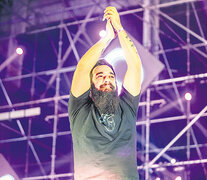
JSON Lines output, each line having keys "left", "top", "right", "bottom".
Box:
{"left": 16, "top": 47, "right": 23, "bottom": 55}
{"left": 99, "top": 30, "right": 106, "bottom": 38}
{"left": 175, "top": 176, "right": 182, "bottom": 180}
{"left": 185, "top": 92, "right": 192, "bottom": 101}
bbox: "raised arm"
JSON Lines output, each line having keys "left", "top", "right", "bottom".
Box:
{"left": 71, "top": 21, "right": 115, "bottom": 97}
{"left": 103, "top": 7, "right": 142, "bottom": 96}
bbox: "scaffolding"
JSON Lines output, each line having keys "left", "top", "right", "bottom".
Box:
{"left": 0, "top": 0, "right": 207, "bottom": 179}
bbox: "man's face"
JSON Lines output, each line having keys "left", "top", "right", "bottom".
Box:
{"left": 91, "top": 65, "right": 116, "bottom": 92}
{"left": 90, "top": 64, "right": 118, "bottom": 115}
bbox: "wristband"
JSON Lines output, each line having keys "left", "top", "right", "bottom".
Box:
{"left": 116, "top": 27, "right": 124, "bottom": 34}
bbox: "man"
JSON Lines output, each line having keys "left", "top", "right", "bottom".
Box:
{"left": 68, "top": 6, "right": 142, "bottom": 180}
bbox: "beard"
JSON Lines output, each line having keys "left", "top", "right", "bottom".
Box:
{"left": 90, "top": 83, "right": 119, "bottom": 115}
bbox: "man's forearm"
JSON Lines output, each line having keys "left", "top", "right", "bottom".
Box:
{"left": 117, "top": 29, "right": 141, "bottom": 69}
{"left": 103, "top": 7, "right": 141, "bottom": 69}
{"left": 103, "top": 6, "right": 141, "bottom": 95}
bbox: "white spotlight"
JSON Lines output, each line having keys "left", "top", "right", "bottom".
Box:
{"left": 171, "top": 158, "right": 176, "bottom": 164}
{"left": 104, "top": 48, "right": 144, "bottom": 84}
{"left": 99, "top": 30, "right": 107, "bottom": 38}
{"left": 175, "top": 176, "right": 182, "bottom": 180}
{"left": 104, "top": 48, "right": 125, "bottom": 65}
{"left": 155, "top": 178, "right": 161, "bottom": 180}
{"left": 117, "top": 80, "right": 122, "bottom": 95}
{"left": 16, "top": 47, "right": 23, "bottom": 55}
{"left": 185, "top": 92, "right": 192, "bottom": 101}
{"left": 0, "top": 174, "right": 15, "bottom": 180}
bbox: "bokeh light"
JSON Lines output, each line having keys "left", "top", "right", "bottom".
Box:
{"left": 185, "top": 92, "right": 192, "bottom": 101}
{"left": 171, "top": 158, "right": 176, "bottom": 164}
{"left": 0, "top": 174, "right": 15, "bottom": 180}
{"left": 16, "top": 47, "right": 23, "bottom": 55}
{"left": 99, "top": 30, "right": 106, "bottom": 38}
{"left": 175, "top": 176, "right": 182, "bottom": 180}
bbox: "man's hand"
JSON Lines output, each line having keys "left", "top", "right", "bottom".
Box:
{"left": 103, "top": 20, "right": 115, "bottom": 42}
{"left": 103, "top": 6, "right": 122, "bottom": 31}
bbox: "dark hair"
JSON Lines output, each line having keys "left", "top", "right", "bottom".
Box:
{"left": 90, "top": 59, "right": 116, "bottom": 81}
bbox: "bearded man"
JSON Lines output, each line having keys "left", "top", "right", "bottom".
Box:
{"left": 68, "top": 6, "right": 142, "bottom": 180}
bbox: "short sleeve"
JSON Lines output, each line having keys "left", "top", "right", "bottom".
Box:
{"left": 119, "top": 86, "right": 140, "bottom": 116}
{"left": 68, "top": 90, "right": 91, "bottom": 126}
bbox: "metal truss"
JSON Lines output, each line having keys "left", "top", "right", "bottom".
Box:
{"left": 0, "top": 0, "right": 207, "bottom": 180}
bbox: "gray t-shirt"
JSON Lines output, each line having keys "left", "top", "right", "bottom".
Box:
{"left": 68, "top": 87, "right": 140, "bottom": 180}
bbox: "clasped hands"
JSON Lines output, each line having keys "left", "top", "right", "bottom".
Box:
{"left": 102, "top": 6, "right": 123, "bottom": 41}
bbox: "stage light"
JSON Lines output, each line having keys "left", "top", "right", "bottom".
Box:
{"left": 175, "top": 176, "right": 182, "bottom": 180}
{"left": 104, "top": 48, "right": 144, "bottom": 84}
{"left": 0, "top": 107, "right": 41, "bottom": 121}
{"left": 174, "top": 166, "right": 184, "bottom": 172}
{"left": 117, "top": 80, "right": 122, "bottom": 95}
{"left": 185, "top": 92, "right": 192, "bottom": 101}
{"left": 102, "top": 31, "right": 164, "bottom": 92}
{"left": 16, "top": 47, "right": 23, "bottom": 55}
{"left": 0, "top": 154, "right": 20, "bottom": 180}
{"left": 155, "top": 167, "right": 166, "bottom": 172}
{"left": 104, "top": 48, "right": 124, "bottom": 65}
{"left": 171, "top": 158, "right": 176, "bottom": 164}
{"left": 99, "top": 30, "right": 106, "bottom": 38}
{"left": 0, "top": 174, "right": 15, "bottom": 180}
{"left": 155, "top": 178, "right": 161, "bottom": 180}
